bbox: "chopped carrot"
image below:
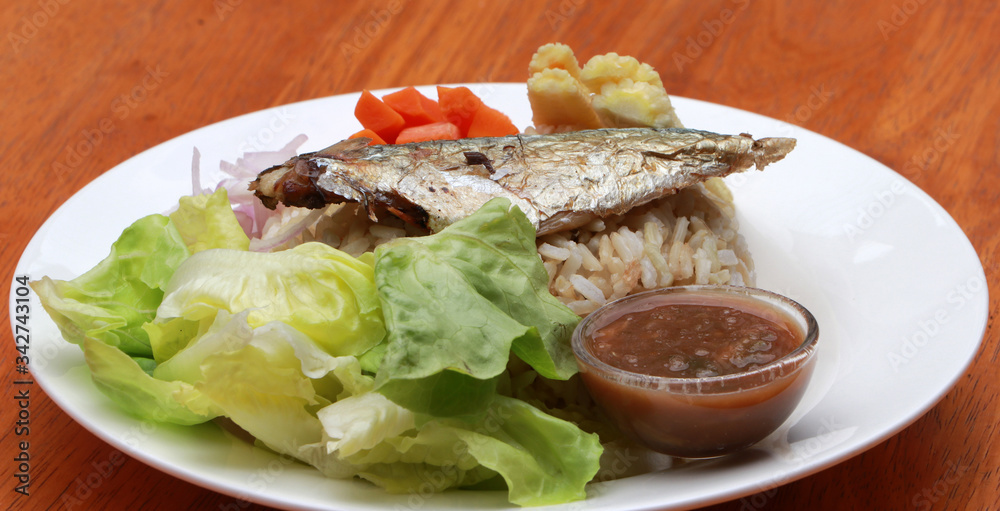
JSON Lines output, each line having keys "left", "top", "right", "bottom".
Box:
{"left": 395, "top": 122, "right": 461, "bottom": 144}
{"left": 418, "top": 94, "right": 445, "bottom": 124}
{"left": 354, "top": 89, "right": 405, "bottom": 143}
{"left": 382, "top": 86, "right": 445, "bottom": 126}
{"left": 466, "top": 104, "right": 519, "bottom": 138}
{"left": 348, "top": 128, "right": 387, "bottom": 145}
{"left": 437, "top": 86, "right": 483, "bottom": 137}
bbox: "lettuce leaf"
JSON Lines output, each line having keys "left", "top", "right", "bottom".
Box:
{"left": 31, "top": 214, "right": 190, "bottom": 358}
{"left": 372, "top": 198, "right": 581, "bottom": 416}
{"left": 316, "top": 392, "right": 601, "bottom": 506}
{"left": 31, "top": 192, "right": 254, "bottom": 423}
{"left": 169, "top": 188, "right": 251, "bottom": 253}
{"left": 153, "top": 242, "right": 385, "bottom": 358}
{"left": 185, "top": 314, "right": 376, "bottom": 478}
{"left": 441, "top": 395, "right": 602, "bottom": 506}
{"left": 81, "top": 337, "right": 218, "bottom": 425}
{"left": 31, "top": 189, "right": 250, "bottom": 359}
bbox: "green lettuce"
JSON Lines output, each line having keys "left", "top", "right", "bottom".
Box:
{"left": 34, "top": 194, "right": 604, "bottom": 506}
{"left": 151, "top": 242, "right": 385, "bottom": 358}
{"left": 31, "top": 214, "right": 190, "bottom": 358}
{"left": 143, "top": 309, "right": 376, "bottom": 477}
{"left": 147, "top": 307, "right": 601, "bottom": 506}
{"left": 372, "top": 198, "right": 582, "bottom": 417}
{"left": 190, "top": 316, "right": 373, "bottom": 476}
{"left": 31, "top": 188, "right": 252, "bottom": 360}
{"left": 32, "top": 190, "right": 254, "bottom": 423}
{"left": 81, "top": 337, "right": 219, "bottom": 425}
{"left": 437, "top": 395, "right": 601, "bottom": 506}
{"left": 317, "top": 392, "right": 602, "bottom": 506}
{"left": 169, "top": 188, "right": 251, "bottom": 253}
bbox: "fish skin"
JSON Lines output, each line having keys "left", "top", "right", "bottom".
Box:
{"left": 250, "top": 128, "right": 795, "bottom": 235}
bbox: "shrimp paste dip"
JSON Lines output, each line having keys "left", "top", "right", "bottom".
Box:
{"left": 571, "top": 285, "right": 819, "bottom": 459}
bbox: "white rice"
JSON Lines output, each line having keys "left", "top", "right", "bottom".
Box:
{"left": 537, "top": 178, "right": 754, "bottom": 315}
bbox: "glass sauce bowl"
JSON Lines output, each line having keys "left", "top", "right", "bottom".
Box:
{"left": 572, "top": 285, "right": 819, "bottom": 459}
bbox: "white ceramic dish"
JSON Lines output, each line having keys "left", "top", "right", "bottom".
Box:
{"left": 11, "top": 84, "right": 989, "bottom": 510}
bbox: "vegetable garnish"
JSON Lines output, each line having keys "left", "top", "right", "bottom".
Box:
{"left": 32, "top": 190, "right": 601, "bottom": 506}
{"left": 352, "top": 85, "right": 519, "bottom": 143}
{"left": 354, "top": 89, "right": 406, "bottom": 143}
{"left": 372, "top": 198, "right": 582, "bottom": 418}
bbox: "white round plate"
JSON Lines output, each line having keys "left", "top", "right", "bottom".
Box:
{"left": 11, "top": 84, "right": 989, "bottom": 510}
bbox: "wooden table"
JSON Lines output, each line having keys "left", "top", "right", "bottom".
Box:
{"left": 2, "top": 1, "right": 996, "bottom": 509}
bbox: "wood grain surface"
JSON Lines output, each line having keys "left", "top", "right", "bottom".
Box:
{"left": 2, "top": 1, "right": 997, "bottom": 510}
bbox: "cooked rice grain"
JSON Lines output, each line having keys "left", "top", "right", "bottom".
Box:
{"left": 537, "top": 179, "right": 754, "bottom": 313}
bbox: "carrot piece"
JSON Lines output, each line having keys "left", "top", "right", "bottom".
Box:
{"left": 354, "top": 89, "right": 405, "bottom": 143}
{"left": 348, "top": 128, "right": 387, "bottom": 145}
{"left": 466, "top": 104, "right": 519, "bottom": 138}
{"left": 382, "top": 86, "right": 445, "bottom": 126}
{"left": 418, "top": 94, "right": 445, "bottom": 124}
{"left": 437, "top": 86, "right": 483, "bottom": 137}
{"left": 395, "top": 122, "right": 461, "bottom": 144}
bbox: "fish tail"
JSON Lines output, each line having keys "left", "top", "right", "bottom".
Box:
{"left": 753, "top": 137, "right": 797, "bottom": 170}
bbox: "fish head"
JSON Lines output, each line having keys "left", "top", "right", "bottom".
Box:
{"left": 311, "top": 157, "right": 431, "bottom": 228}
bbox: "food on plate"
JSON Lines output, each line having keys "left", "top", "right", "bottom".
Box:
{"left": 519, "top": 43, "right": 770, "bottom": 312}
{"left": 348, "top": 128, "right": 386, "bottom": 145}
{"left": 381, "top": 86, "right": 446, "bottom": 127}
{"left": 353, "top": 85, "right": 519, "bottom": 143}
{"left": 394, "top": 120, "right": 461, "bottom": 144}
{"left": 353, "top": 89, "right": 406, "bottom": 143}
{"left": 538, "top": 180, "right": 753, "bottom": 315}
{"left": 33, "top": 194, "right": 602, "bottom": 506}
{"left": 528, "top": 43, "right": 684, "bottom": 132}
{"left": 572, "top": 286, "right": 819, "bottom": 458}
{"left": 250, "top": 128, "right": 795, "bottom": 237}
{"left": 589, "top": 291, "right": 802, "bottom": 378}
{"left": 30, "top": 41, "right": 800, "bottom": 506}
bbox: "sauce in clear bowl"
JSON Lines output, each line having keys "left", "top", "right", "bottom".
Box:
{"left": 572, "top": 285, "right": 819, "bottom": 459}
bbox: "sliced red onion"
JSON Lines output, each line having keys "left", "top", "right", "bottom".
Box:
{"left": 190, "top": 134, "right": 319, "bottom": 250}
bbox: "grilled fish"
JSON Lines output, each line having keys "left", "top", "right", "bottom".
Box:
{"left": 250, "top": 128, "right": 795, "bottom": 236}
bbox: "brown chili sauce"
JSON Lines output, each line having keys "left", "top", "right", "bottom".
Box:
{"left": 589, "top": 302, "right": 801, "bottom": 378}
